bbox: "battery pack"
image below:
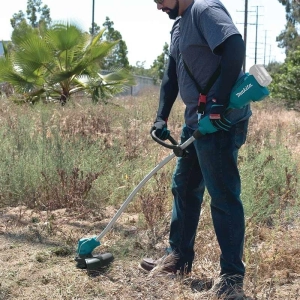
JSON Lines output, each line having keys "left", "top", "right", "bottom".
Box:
{"left": 229, "top": 73, "right": 270, "bottom": 109}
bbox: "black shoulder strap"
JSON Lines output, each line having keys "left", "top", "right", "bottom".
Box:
{"left": 182, "top": 58, "right": 221, "bottom": 95}
{"left": 182, "top": 57, "right": 221, "bottom": 115}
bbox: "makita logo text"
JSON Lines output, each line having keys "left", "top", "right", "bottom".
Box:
{"left": 236, "top": 83, "right": 253, "bottom": 97}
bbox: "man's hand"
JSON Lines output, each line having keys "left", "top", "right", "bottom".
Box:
{"left": 197, "top": 101, "right": 231, "bottom": 135}
{"left": 209, "top": 102, "right": 231, "bottom": 131}
{"left": 150, "top": 120, "right": 170, "bottom": 140}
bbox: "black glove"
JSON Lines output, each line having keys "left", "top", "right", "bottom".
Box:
{"left": 209, "top": 102, "right": 231, "bottom": 131}
{"left": 150, "top": 120, "right": 170, "bottom": 140}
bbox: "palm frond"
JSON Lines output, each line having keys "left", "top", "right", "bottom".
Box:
{"left": 19, "top": 36, "right": 51, "bottom": 62}
{"left": 102, "top": 69, "right": 136, "bottom": 86}
{"left": 0, "top": 57, "right": 13, "bottom": 76}
{"left": 2, "top": 72, "right": 36, "bottom": 93}
{"left": 1, "top": 20, "right": 135, "bottom": 103}
{"left": 87, "top": 41, "right": 119, "bottom": 62}
{"left": 89, "top": 28, "right": 106, "bottom": 47}
{"left": 46, "top": 22, "right": 85, "bottom": 52}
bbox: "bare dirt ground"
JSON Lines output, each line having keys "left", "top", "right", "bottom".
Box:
{"left": 1, "top": 205, "right": 300, "bottom": 300}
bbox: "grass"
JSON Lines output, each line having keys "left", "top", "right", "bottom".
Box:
{"left": 0, "top": 88, "right": 300, "bottom": 299}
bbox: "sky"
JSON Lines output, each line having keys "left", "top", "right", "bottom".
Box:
{"left": 0, "top": 0, "right": 287, "bottom": 70}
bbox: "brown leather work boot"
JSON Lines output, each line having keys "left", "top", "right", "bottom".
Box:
{"left": 140, "top": 254, "right": 178, "bottom": 273}
{"left": 211, "top": 275, "right": 246, "bottom": 299}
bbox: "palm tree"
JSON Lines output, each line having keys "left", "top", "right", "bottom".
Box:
{"left": 0, "top": 21, "right": 135, "bottom": 104}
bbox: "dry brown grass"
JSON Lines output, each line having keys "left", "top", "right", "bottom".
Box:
{"left": 0, "top": 94, "right": 300, "bottom": 299}
{"left": 248, "top": 102, "right": 300, "bottom": 163}
{"left": 1, "top": 204, "right": 299, "bottom": 299}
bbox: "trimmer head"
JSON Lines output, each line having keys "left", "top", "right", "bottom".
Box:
{"left": 75, "top": 252, "right": 114, "bottom": 270}
{"left": 77, "top": 236, "right": 101, "bottom": 256}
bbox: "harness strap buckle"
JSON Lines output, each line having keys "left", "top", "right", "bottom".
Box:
{"left": 197, "top": 94, "right": 206, "bottom": 115}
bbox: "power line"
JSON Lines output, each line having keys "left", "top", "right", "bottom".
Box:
{"left": 237, "top": 3, "right": 266, "bottom": 68}
{"left": 243, "top": 0, "right": 248, "bottom": 72}
{"left": 237, "top": 0, "right": 256, "bottom": 72}
{"left": 250, "top": 6, "right": 264, "bottom": 65}
{"left": 92, "top": 0, "right": 95, "bottom": 35}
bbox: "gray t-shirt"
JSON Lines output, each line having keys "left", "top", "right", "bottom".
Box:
{"left": 170, "top": 0, "right": 251, "bottom": 129}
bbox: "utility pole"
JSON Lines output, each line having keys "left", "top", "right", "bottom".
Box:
{"left": 254, "top": 6, "right": 259, "bottom": 64}
{"left": 243, "top": 0, "right": 248, "bottom": 72}
{"left": 237, "top": 0, "right": 255, "bottom": 72}
{"left": 248, "top": 5, "right": 263, "bottom": 65}
{"left": 92, "top": 0, "right": 95, "bottom": 35}
{"left": 236, "top": 2, "right": 265, "bottom": 68}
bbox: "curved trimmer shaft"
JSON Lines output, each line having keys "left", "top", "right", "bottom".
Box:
{"left": 94, "top": 132, "right": 196, "bottom": 242}
{"left": 75, "top": 130, "right": 199, "bottom": 260}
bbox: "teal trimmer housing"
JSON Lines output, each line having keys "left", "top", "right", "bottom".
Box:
{"left": 229, "top": 72, "right": 270, "bottom": 109}
{"left": 198, "top": 64, "right": 272, "bottom": 134}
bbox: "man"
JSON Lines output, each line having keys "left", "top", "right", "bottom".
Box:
{"left": 140, "top": 0, "right": 252, "bottom": 299}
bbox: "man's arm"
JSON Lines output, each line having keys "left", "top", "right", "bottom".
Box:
{"left": 213, "top": 34, "right": 246, "bottom": 106}
{"left": 155, "top": 55, "right": 179, "bottom": 122}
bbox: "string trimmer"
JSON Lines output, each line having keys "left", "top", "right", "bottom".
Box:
{"left": 74, "top": 64, "right": 272, "bottom": 271}
{"left": 75, "top": 132, "right": 194, "bottom": 271}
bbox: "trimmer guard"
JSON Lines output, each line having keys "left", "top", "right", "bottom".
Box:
{"left": 77, "top": 236, "right": 101, "bottom": 256}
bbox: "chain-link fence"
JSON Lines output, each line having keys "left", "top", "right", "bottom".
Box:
{"left": 100, "top": 70, "right": 159, "bottom": 96}
{"left": 120, "top": 75, "right": 159, "bottom": 96}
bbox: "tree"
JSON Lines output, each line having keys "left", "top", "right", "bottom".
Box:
{"left": 10, "top": 11, "right": 26, "bottom": 29}
{"left": 131, "top": 61, "right": 148, "bottom": 77}
{"left": 268, "top": 46, "right": 300, "bottom": 108}
{"left": 26, "top": 0, "right": 51, "bottom": 28}
{"left": 89, "top": 22, "right": 101, "bottom": 36}
{"left": 276, "top": 0, "right": 300, "bottom": 54}
{"left": 101, "top": 17, "right": 129, "bottom": 70}
{"left": 0, "top": 22, "right": 135, "bottom": 104}
{"left": 10, "top": 0, "right": 51, "bottom": 29}
{"left": 10, "top": 0, "right": 51, "bottom": 45}
{"left": 150, "top": 42, "right": 169, "bottom": 83}
{"left": 266, "top": 61, "right": 283, "bottom": 74}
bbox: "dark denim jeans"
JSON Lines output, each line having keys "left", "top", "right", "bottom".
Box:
{"left": 168, "top": 120, "right": 249, "bottom": 277}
